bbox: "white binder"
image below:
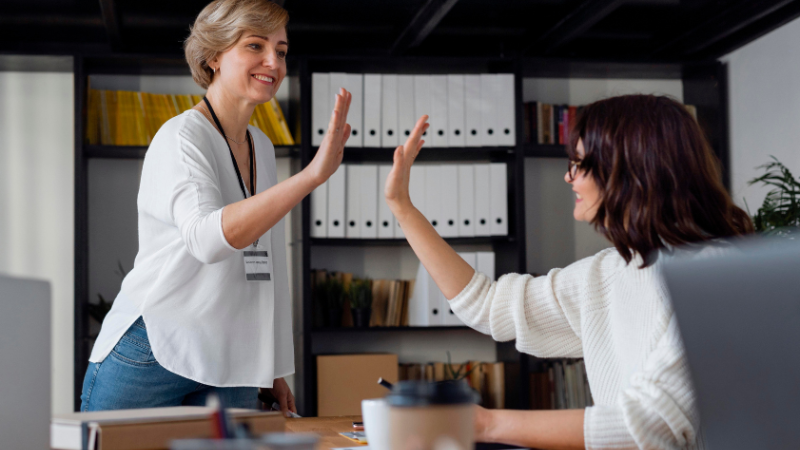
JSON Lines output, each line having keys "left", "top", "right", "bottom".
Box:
{"left": 311, "top": 180, "right": 328, "bottom": 238}
{"left": 414, "top": 75, "right": 432, "bottom": 142}
{"left": 327, "top": 165, "right": 346, "bottom": 238}
{"left": 378, "top": 165, "right": 395, "bottom": 238}
{"left": 490, "top": 163, "right": 508, "bottom": 236}
{"left": 311, "top": 73, "right": 329, "bottom": 147}
{"left": 398, "top": 75, "right": 416, "bottom": 141}
{"left": 408, "top": 262, "right": 430, "bottom": 326}
{"left": 360, "top": 165, "right": 378, "bottom": 239}
{"left": 464, "top": 75, "right": 482, "bottom": 147}
{"left": 363, "top": 74, "right": 382, "bottom": 147}
{"left": 477, "top": 251, "right": 496, "bottom": 281}
{"left": 481, "top": 74, "right": 500, "bottom": 146}
{"left": 343, "top": 73, "right": 364, "bottom": 147}
{"left": 458, "top": 165, "right": 475, "bottom": 237}
{"left": 346, "top": 165, "right": 361, "bottom": 238}
{"left": 427, "top": 266, "right": 445, "bottom": 326}
{"left": 445, "top": 252, "right": 476, "bottom": 326}
{"left": 430, "top": 75, "right": 448, "bottom": 148}
{"left": 496, "top": 74, "right": 516, "bottom": 146}
{"left": 447, "top": 74, "right": 466, "bottom": 147}
{"left": 440, "top": 165, "right": 459, "bottom": 238}
{"left": 424, "top": 165, "right": 442, "bottom": 234}
{"left": 381, "top": 74, "right": 399, "bottom": 148}
{"left": 474, "top": 163, "right": 491, "bottom": 236}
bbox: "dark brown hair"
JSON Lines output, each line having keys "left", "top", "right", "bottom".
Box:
{"left": 567, "top": 94, "right": 753, "bottom": 267}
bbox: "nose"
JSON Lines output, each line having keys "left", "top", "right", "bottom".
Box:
{"left": 564, "top": 171, "right": 573, "bottom": 184}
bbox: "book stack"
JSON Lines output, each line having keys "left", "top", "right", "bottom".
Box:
{"left": 85, "top": 89, "right": 294, "bottom": 146}
{"left": 398, "top": 361, "right": 506, "bottom": 409}
{"left": 522, "top": 101, "right": 581, "bottom": 146}
{"left": 530, "top": 359, "right": 594, "bottom": 410}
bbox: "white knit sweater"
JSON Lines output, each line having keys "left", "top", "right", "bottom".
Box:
{"left": 449, "top": 247, "right": 705, "bottom": 450}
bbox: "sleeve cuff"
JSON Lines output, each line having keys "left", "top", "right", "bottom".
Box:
{"left": 584, "top": 405, "right": 637, "bottom": 450}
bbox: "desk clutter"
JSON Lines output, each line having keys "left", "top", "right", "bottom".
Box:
{"left": 312, "top": 73, "right": 516, "bottom": 148}
{"left": 84, "top": 89, "right": 295, "bottom": 146}
{"left": 311, "top": 163, "right": 508, "bottom": 239}
{"left": 312, "top": 252, "right": 494, "bottom": 329}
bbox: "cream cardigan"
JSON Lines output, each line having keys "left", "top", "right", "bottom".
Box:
{"left": 450, "top": 247, "right": 706, "bottom": 449}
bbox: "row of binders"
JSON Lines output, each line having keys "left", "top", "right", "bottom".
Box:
{"left": 85, "top": 89, "right": 295, "bottom": 146}
{"left": 311, "top": 163, "right": 508, "bottom": 239}
{"left": 409, "top": 252, "right": 495, "bottom": 327}
{"left": 312, "top": 73, "right": 516, "bottom": 148}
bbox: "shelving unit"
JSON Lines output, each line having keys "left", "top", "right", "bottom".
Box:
{"left": 71, "top": 52, "right": 729, "bottom": 414}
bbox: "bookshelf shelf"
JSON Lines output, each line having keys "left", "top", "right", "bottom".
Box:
{"left": 311, "top": 146, "right": 515, "bottom": 163}
{"left": 523, "top": 143, "right": 568, "bottom": 158}
{"left": 84, "top": 144, "right": 301, "bottom": 159}
{"left": 310, "top": 236, "right": 512, "bottom": 247}
{"left": 311, "top": 326, "right": 473, "bottom": 333}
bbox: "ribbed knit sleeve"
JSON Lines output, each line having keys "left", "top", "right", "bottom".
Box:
{"left": 448, "top": 253, "right": 604, "bottom": 358}
{"left": 584, "top": 315, "right": 701, "bottom": 450}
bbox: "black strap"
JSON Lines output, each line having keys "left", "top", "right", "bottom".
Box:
{"left": 202, "top": 96, "right": 254, "bottom": 200}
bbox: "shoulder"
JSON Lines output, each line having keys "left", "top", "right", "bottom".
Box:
{"left": 148, "top": 109, "right": 216, "bottom": 154}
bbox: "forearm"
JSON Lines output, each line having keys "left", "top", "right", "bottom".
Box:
{"left": 222, "top": 168, "right": 319, "bottom": 249}
{"left": 393, "top": 205, "right": 476, "bottom": 299}
{"left": 481, "top": 408, "right": 585, "bottom": 450}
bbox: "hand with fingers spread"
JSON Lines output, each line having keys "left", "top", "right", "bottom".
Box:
{"left": 306, "top": 88, "right": 352, "bottom": 186}
{"left": 385, "top": 115, "right": 430, "bottom": 216}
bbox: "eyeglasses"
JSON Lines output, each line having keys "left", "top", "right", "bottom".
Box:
{"left": 567, "top": 159, "right": 583, "bottom": 181}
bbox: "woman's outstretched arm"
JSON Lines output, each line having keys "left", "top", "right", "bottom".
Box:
{"left": 476, "top": 407, "right": 585, "bottom": 449}
{"left": 384, "top": 115, "right": 476, "bottom": 299}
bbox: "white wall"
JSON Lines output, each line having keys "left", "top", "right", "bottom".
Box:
{"left": 721, "top": 17, "right": 800, "bottom": 212}
{"left": 523, "top": 78, "right": 684, "bottom": 271}
{"left": 0, "top": 71, "right": 75, "bottom": 414}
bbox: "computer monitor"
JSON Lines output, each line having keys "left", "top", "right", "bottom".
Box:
{"left": 0, "top": 274, "right": 51, "bottom": 450}
{"left": 661, "top": 237, "right": 800, "bottom": 450}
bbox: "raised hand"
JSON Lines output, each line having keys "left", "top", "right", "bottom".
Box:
{"left": 384, "top": 115, "right": 429, "bottom": 214}
{"left": 307, "top": 88, "right": 352, "bottom": 185}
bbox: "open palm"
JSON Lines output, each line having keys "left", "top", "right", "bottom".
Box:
{"left": 384, "top": 115, "right": 429, "bottom": 213}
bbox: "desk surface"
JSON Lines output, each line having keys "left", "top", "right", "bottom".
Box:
{"left": 285, "top": 416, "right": 363, "bottom": 449}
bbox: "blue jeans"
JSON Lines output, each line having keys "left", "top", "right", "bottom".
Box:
{"left": 80, "top": 317, "right": 258, "bottom": 411}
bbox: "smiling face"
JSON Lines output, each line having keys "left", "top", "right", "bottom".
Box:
{"left": 565, "top": 139, "right": 602, "bottom": 222}
{"left": 210, "top": 28, "right": 288, "bottom": 105}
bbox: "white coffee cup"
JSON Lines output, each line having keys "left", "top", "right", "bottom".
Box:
{"left": 361, "top": 398, "right": 391, "bottom": 450}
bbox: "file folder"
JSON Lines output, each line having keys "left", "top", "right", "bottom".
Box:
{"left": 445, "top": 252, "right": 476, "bottom": 326}
{"left": 447, "top": 74, "right": 466, "bottom": 147}
{"left": 427, "top": 265, "right": 445, "bottom": 326}
{"left": 398, "top": 75, "right": 416, "bottom": 142}
{"left": 477, "top": 251, "right": 496, "bottom": 281}
{"left": 440, "top": 165, "right": 459, "bottom": 238}
{"left": 496, "top": 74, "right": 516, "bottom": 146}
{"left": 458, "top": 165, "right": 475, "bottom": 237}
{"left": 311, "top": 180, "right": 328, "bottom": 238}
{"left": 424, "top": 165, "right": 442, "bottom": 234}
{"left": 430, "top": 75, "right": 448, "bottom": 148}
{"left": 327, "top": 165, "right": 346, "bottom": 238}
{"left": 381, "top": 74, "right": 399, "bottom": 148}
{"left": 378, "top": 165, "right": 395, "bottom": 238}
{"left": 414, "top": 75, "right": 432, "bottom": 142}
{"left": 481, "top": 74, "right": 499, "bottom": 146}
{"left": 474, "top": 164, "right": 491, "bottom": 236}
{"left": 346, "top": 165, "right": 361, "bottom": 238}
{"left": 490, "top": 163, "right": 508, "bottom": 236}
{"left": 312, "top": 73, "right": 329, "bottom": 147}
{"left": 343, "top": 73, "right": 364, "bottom": 147}
{"left": 363, "top": 74, "right": 382, "bottom": 147}
{"left": 360, "top": 165, "right": 378, "bottom": 239}
{"left": 464, "top": 75, "right": 482, "bottom": 147}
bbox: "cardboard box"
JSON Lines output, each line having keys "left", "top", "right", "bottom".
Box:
{"left": 317, "top": 354, "right": 398, "bottom": 417}
{"left": 51, "top": 407, "right": 284, "bottom": 450}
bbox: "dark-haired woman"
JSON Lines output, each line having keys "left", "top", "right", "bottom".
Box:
{"left": 387, "top": 95, "right": 752, "bottom": 449}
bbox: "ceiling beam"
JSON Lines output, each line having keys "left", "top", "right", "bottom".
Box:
{"left": 699, "top": 0, "right": 800, "bottom": 58}
{"left": 390, "top": 0, "right": 460, "bottom": 55}
{"left": 0, "top": 15, "right": 103, "bottom": 27}
{"left": 98, "top": 0, "right": 122, "bottom": 51}
{"left": 525, "top": 0, "right": 627, "bottom": 55}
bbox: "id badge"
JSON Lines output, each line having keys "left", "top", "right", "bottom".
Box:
{"left": 244, "top": 244, "right": 272, "bottom": 281}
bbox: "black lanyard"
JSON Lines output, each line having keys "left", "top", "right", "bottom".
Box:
{"left": 202, "top": 96, "right": 254, "bottom": 201}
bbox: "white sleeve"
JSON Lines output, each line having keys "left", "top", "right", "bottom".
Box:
{"left": 169, "top": 132, "right": 238, "bottom": 264}
{"left": 584, "top": 315, "right": 701, "bottom": 449}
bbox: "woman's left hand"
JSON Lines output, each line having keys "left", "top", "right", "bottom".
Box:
{"left": 269, "top": 377, "right": 296, "bottom": 417}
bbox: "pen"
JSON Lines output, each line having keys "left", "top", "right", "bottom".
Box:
{"left": 272, "top": 401, "right": 302, "bottom": 418}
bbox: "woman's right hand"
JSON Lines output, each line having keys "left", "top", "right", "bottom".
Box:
{"left": 384, "top": 115, "right": 429, "bottom": 216}
{"left": 306, "top": 88, "right": 352, "bottom": 186}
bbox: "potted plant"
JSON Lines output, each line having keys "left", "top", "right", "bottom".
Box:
{"left": 349, "top": 278, "right": 373, "bottom": 328}
{"left": 748, "top": 156, "right": 800, "bottom": 237}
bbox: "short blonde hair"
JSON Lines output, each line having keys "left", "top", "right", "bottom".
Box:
{"left": 184, "top": 0, "right": 289, "bottom": 89}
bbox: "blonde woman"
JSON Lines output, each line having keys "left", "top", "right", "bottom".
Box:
{"left": 81, "top": 0, "right": 352, "bottom": 414}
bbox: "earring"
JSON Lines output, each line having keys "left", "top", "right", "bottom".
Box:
{"left": 213, "top": 67, "right": 216, "bottom": 74}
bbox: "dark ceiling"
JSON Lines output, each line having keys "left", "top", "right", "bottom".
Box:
{"left": 1, "top": 0, "right": 799, "bottom": 61}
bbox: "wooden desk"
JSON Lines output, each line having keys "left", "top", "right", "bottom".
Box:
{"left": 285, "top": 416, "right": 364, "bottom": 449}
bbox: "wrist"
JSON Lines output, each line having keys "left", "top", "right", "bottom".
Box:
{"left": 299, "top": 167, "right": 324, "bottom": 191}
